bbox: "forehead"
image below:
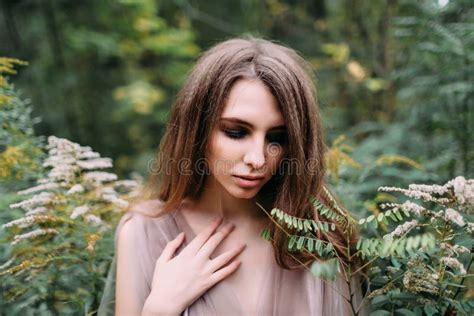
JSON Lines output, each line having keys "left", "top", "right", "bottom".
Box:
{"left": 221, "top": 79, "right": 285, "bottom": 128}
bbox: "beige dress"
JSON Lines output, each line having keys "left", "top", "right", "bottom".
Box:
{"left": 98, "top": 200, "right": 364, "bottom": 315}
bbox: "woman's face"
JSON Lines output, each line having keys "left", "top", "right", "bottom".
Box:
{"left": 206, "top": 78, "right": 287, "bottom": 199}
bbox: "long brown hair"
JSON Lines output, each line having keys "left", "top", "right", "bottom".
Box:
{"left": 142, "top": 37, "right": 356, "bottom": 270}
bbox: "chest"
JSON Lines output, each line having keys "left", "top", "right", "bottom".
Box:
{"left": 210, "top": 227, "right": 275, "bottom": 310}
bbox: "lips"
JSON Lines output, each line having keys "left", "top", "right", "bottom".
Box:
{"left": 232, "top": 174, "right": 264, "bottom": 188}
{"left": 234, "top": 175, "right": 264, "bottom": 180}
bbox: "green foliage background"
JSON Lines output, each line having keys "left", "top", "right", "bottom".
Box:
{"left": 1, "top": 0, "right": 472, "bottom": 180}
{"left": 0, "top": 0, "right": 472, "bottom": 314}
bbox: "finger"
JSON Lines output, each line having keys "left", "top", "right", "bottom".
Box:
{"left": 198, "top": 222, "right": 235, "bottom": 258}
{"left": 208, "top": 244, "right": 246, "bottom": 272}
{"left": 209, "top": 260, "right": 241, "bottom": 285}
{"left": 157, "top": 232, "right": 185, "bottom": 263}
{"left": 185, "top": 216, "right": 223, "bottom": 255}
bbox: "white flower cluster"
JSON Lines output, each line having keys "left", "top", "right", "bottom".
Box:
{"left": 379, "top": 176, "right": 473, "bottom": 207}
{"left": 441, "top": 257, "right": 467, "bottom": 275}
{"left": 2, "top": 215, "right": 55, "bottom": 230}
{"left": 378, "top": 186, "right": 450, "bottom": 204}
{"left": 467, "top": 222, "right": 474, "bottom": 233}
{"left": 408, "top": 183, "right": 449, "bottom": 195}
{"left": 383, "top": 219, "right": 418, "bottom": 241}
{"left": 403, "top": 256, "right": 440, "bottom": 295}
{"left": 66, "top": 184, "right": 85, "bottom": 195}
{"left": 380, "top": 201, "right": 426, "bottom": 216}
{"left": 70, "top": 205, "right": 90, "bottom": 219}
{"left": 44, "top": 136, "right": 115, "bottom": 184}
{"left": 25, "top": 207, "right": 48, "bottom": 216}
{"left": 76, "top": 158, "right": 113, "bottom": 170}
{"left": 85, "top": 214, "right": 102, "bottom": 226}
{"left": 114, "top": 180, "right": 139, "bottom": 189}
{"left": 18, "top": 182, "right": 60, "bottom": 195}
{"left": 10, "top": 192, "right": 55, "bottom": 211}
{"left": 400, "top": 201, "right": 425, "bottom": 216}
{"left": 83, "top": 171, "right": 118, "bottom": 184}
{"left": 11, "top": 228, "right": 59, "bottom": 245}
{"left": 4, "top": 135, "right": 140, "bottom": 250}
{"left": 447, "top": 176, "right": 474, "bottom": 205}
{"left": 444, "top": 208, "right": 465, "bottom": 227}
{"left": 101, "top": 194, "right": 129, "bottom": 208}
{"left": 440, "top": 243, "right": 470, "bottom": 255}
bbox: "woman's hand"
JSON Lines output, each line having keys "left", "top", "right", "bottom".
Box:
{"left": 142, "top": 216, "right": 246, "bottom": 316}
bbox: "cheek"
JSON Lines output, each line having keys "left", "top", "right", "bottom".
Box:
{"left": 208, "top": 134, "right": 240, "bottom": 174}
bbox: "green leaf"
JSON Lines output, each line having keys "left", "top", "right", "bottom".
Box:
{"left": 310, "top": 258, "right": 338, "bottom": 281}
{"left": 325, "top": 242, "right": 334, "bottom": 256}
{"left": 412, "top": 235, "right": 421, "bottom": 249}
{"left": 395, "top": 309, "right": 416, "bottom": 316}
{"left": 394, "top": 209, "right": 403, "bottom": 221}
{"left": 389, "top": 212, "right": 398, "bottom": 222}
{"left": 371, "top": 295, "right": 388, "bottom": 305}
{"left": 423, "top": 304, "right": 438, "bottom": 316}
{"left": 307, "top": 238, "right": 314, "bottom": 252}
{"left": 377, "top": 213, "right": 384, "bottom": 222}
{"left": 260, "top": 228, "right": 270, "bottom": 241}
{"left": 278, "top": 210, "right": 284, "bottom": 221}
{"left": 297, "top": 219, "right": 303, "bottom": 231}
{"left": 288, "top": 236, "right": 296, "bottom": 250}
{"left": 320, "top": 207, "right": 328, "bottom": 216}
{"left": 296, "top": 236, "right": 305, "bottom": 250}
{"left": 358, "top": 218, "right": 366, "bottom": 225}
{"left": 369, "top": 310, "right": 391, "bottom": 316}
{"left": 315, "top": 239, "right": 323, "bottom": 255}
{"left": 323, "top": 222, "right": 329, "bottom": 232}
{"left": 370, "top": 219, "right": 378, "bottom": 229}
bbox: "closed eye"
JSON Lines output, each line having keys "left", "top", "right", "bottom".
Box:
{"left": 223, "top": 128, "right": 247, "bottom": 139}
{"left": 223, "top": 128, "right": 287, "bottom": 146}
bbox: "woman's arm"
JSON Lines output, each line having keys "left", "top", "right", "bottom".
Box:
{"left": 115, "top": 211, "right": 185, "bottom": 316}
{"left": 116, "top": 218, "right": 181, "bottom": 315}
{"left": 116, "top": 219, "right": 151, "bottom": 315}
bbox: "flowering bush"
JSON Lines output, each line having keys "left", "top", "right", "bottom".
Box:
{"left": 0, "top": 57, "right": 44, "bottom": 185}
{"left": 358, "top": 177, "right": 473, "bottom": 315}
{"left": 0, "top": 136, "right": 139, "bottom": 314}
{"left": 261, "top": 177, "right": 473, "bottom": 315}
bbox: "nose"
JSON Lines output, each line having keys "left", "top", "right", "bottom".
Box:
{"left": 243, "top": 142, "right": 266, "bottom": 170}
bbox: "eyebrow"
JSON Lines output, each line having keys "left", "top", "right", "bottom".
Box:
{"left": 220, "top": 117, "right": 286, "bottom": 130}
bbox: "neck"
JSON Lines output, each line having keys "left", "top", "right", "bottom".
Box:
{"left": 188, "top": 176, "right": 269, "bottom": 223}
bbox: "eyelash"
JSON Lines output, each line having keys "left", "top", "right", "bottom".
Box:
{"left": 223, "top": 128, "right": 286, "bottom": 145}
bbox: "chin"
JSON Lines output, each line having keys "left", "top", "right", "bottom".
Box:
{"left": 227, "top": 186, "right": 261, "bottom": 200}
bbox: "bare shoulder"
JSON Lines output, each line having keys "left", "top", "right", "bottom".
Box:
{"left": 116, "top": 199, "right": 167, "bottom": 245}
{"left": 129, "top": 199, "right": 166, "bottom": 217}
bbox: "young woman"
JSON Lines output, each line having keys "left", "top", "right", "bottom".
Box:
{"left": 99, "top": 37, "right": 362, "bottom": 315}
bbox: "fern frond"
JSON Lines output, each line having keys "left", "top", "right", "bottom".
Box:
{"left": 270, "top": 207, "right": 337, "bottom": 233}
{"left": 288, "top": 234, "right": 337, "bottom": 258}
{"left": 356, "top": 233, "right": 435, "bottom": 259}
